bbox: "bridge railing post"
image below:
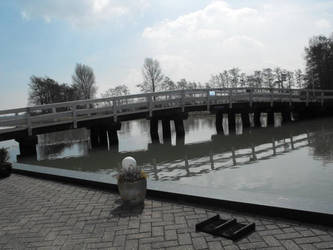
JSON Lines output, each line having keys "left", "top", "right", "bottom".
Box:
{"left": 113, "top": 98, "right": 118, "bottom": 122}
{"left": 72, "top": 104, "right": 77, "bottom": 128}
{"left": 206, "top": 89, "right": 210, "bottom": 111}
{"left": 289, "top": 88, "right": 292, "bottom": 106}
{"left": 148, "top": 94, "right": 153, "bottom": 117}
{"left": 270, "top": 88, "right": 274, "bottom": 107}
{"left": 321, "top": 91, "right": 324, "bottom": 106}
{"left": 229, "top": 89, "right": 233, "bottom": 109}
{"left": 306, "top": 90, "right": 309, "bottom": 106}
{"left": 181, "top": 90, "right": 185, "bottom": 112}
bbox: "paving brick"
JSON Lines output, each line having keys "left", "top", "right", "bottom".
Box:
{"left": 294, "top": 236, "right": 322, "bottom": 244}
{"left": 282, "top": 240, "right": 302, "bottom": 250}
{"left": 314, "top": 241, "right": 333, "bottom": 249}
{"left": 1, "top": 174, "right": 333, "bottom": 250}
{"left": 238, "top": 241, "right": 267, "bottom": 249}
{"left": 165, "top": 229, "right": 178, "bottom": 240}
{"left": 192, "top": 237, "right": 208, "bottom": 249}
{"left": 151, "top": 240, "right": 179, "bottom": 248}
{"left": 125, "top": 239, "right": 139, "bottom": 250}
{"left": 208, "top": 241, "right": 223, "bottom": 249}
{"left": 263, "top": 235, "right": 281, "bottom": 246}
{"left": 178, "top": 233, "right": 192, "bottom": 245}
{"left": 300, "top": 244, "right": 318, "bottom": 250}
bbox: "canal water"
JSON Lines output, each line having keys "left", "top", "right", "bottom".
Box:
{"left": 1, "top": 113, "right": 333, "bottom": 213}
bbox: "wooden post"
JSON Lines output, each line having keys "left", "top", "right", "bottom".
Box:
{"left": 321, "top": 91, "right": 324, "bottom": 106}
{"left": 185, "top": 154, "right": 190, "bottom": 176}
{"left": 306, "top": 90, "right": 309, "bottom": 106}
{"left": 210, "top": 150, "right": 214, "bottom": 170}
{"left": 270, "top": 88, "right": 274, "bottom": 107}
{"left": 231, "top": 147, "right": 236, "bottom": 166}
{"left": 290, "top": 135, "right": 295, "bottom": 149}
{"left": 251, "top": 144, "right": 257, "bottom": 161}
{"left": 152, "top": 158, "right": 159, "bottom": 180}
{"left": 289, "top": 89, "right": 292, "bottom": 106}
{"left": 272, "top": 139, "right": 276, "bottom": 155}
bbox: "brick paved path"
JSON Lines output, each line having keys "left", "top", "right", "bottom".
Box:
{"left": 0, "top": 174, "right": 333, "bottom": 250}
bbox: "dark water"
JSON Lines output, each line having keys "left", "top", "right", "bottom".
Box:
{"left": 1, "top": 112, "right": 333, "bottom": 212}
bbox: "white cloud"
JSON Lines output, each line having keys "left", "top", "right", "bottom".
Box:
{"left": 141, "top": 0, "right": 333, "bottom": 83}
{"left": 315, "top": 19, "right": 331, "bottom": 30}
{"left": 16, "top": 0, "right": 150, "bottom": 26}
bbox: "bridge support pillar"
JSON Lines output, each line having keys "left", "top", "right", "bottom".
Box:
{"left": 16, "top": 136, "right": 38, "bottom": 156}
{"left": 267, "top": 112, "right": 274, "bottom": 126}
{"left": 90, "top": 127, "right": 108, "bottom": 148}
{"left": 98, "top": 128, "right": 108, "bottom": 147}
{"left": 107, "top": 128, "right": 119, "bottom": 147}
{"left": 90, "top": 121, "right": 120, "bottom": 148}
{"left": 174, "top": 118, "right": 185, "bottom": 138}
{"left": 241, "top": 113, "right": 250, "bottom": 128}
{"left": 150, "top": 119, "right": 159, "bottom": 143}
{"left": 162, "top": 119, "right": 171, "bottom": 144}
{"left": 90, "top": 127, "right": 99, "bottom": 148}
{"left": 215, "top": 113, "right": 223, "bottom": 134}
{"left": 282, "top": 111, "right": 291, "bottom": 123}
{"left": 254, "top": 112, "right": 261, "bottom": 127}
{"left": 228, "top": 112, "right": 235, "bottom": 131}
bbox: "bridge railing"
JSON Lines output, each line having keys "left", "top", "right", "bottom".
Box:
{"left": 1, "top": 87, "right": 333, "bottom": 135}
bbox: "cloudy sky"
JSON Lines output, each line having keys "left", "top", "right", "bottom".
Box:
{"left": 0, "top": 0, "right": 332, "bottom": 109}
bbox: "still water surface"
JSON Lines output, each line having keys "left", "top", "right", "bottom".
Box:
{"left": 2, "top": 113, "right": 333, "bottom": 212}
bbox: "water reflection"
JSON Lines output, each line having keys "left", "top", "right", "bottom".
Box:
{"left": 17, "top": 115, "right": 333, "bottom": 181}
{"left": 36, "top": 128, "right": 90, "bottom": 161}
{"left": 310, "top": 130, "right": 333, "bottom": 164}
{"left": 37, "top": 142, "right": 89, "bottom": 160}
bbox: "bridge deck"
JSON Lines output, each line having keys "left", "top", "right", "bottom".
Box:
{"left": 1, "top": 88, "right": 333, "bottom": 139}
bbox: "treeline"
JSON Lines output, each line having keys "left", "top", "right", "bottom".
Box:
{"left": 134, "top": 33, "right": 333, "bottom": 93}
{"left": 28, "top": 33, "right": 333, "bottom": 105}
{"left": 28, "top": 63, "right": 96, "bottom": 105}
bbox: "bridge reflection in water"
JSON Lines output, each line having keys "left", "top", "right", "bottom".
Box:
{"left": 17, "top": 114, "right": 333, "bottom": 183}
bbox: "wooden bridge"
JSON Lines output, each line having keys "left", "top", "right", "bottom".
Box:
{"left": 1, "top": 87, "right": 333, "bottom": 156}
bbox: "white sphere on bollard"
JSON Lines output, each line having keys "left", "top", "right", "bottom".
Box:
{"left": 122, "top": 156, "right": 137, "bottom": 170}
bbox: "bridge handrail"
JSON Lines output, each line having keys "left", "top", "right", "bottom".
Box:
{"left": 1, "top": 87, "right": 333, "bottom": 136}
{"left": 1, "top": 87, "right": 333, "bottom": 115}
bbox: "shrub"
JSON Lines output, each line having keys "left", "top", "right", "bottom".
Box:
{"left": 118, "top": 166, "right": 147, "bottom": 183}
{"left": 0, "top": 148, "right": 9, "bottom": 163}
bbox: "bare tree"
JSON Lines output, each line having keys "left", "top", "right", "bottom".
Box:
{"left": 262, "top": 68, "right": 274, "bottom": 88}
{"left": 137, "top": 58, "right": 164, "bottom": 93}
{"left": 294, "top": 69, "right": 304, "bottom": 89}
{"left": 229, "top": 68, "right": 240, "bottom": 88}
{"left": 161, "top": 76, "right": 176, "bottom": 91}
{"left": 102, "top": 84, "right": 130, "bottom": 98}
{"left": 72, "top": 63, "right": 97, "bottom": 99}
